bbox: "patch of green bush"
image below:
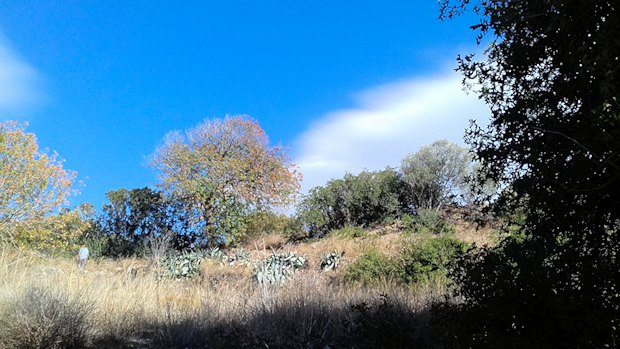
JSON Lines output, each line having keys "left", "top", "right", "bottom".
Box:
{"left": 407, "top": 209, "right": 456, "bottom": 235}
{"left": 297, "top": 168, "right": 409, "bottom": 237}
{"left": 398, "top": 235, "right": 468, "bottom": 285}
{"left": 343, "top": 249, "right": 396, "bottom": 284}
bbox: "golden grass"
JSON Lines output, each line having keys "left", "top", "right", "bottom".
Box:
{"left": 0, "top": 217, "right": 498, "bottom": 348}
{"left": 0, "top": 236, "right": 450, "bottom": 348}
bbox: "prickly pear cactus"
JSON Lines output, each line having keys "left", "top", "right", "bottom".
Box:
{"left": 162, "top": 251, "right": 205, "bottom": 278}
{"left": 320, "top": 251, "right": 344, "bottom": 271}
{"left": 254, "top": 252, "right": 307, "bottom": 285}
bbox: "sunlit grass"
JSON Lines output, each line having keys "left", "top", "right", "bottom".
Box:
{"left": 0, "top": 221, "right": 493, "bottom": 348}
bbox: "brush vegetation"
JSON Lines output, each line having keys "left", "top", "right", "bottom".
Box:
{"left": 0, "top": 215, "right": 488, "bottom": 348}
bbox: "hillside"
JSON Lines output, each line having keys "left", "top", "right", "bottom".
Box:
{"left": 0, "top": 216, "right": 495, "bottom": 348}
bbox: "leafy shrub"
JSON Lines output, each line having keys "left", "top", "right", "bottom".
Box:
{"left": 408, "top": 209, "right": 455, "bottom": 235}
{"left": 343, "top": 249, "right": 396, "bottom": 284}
{"left": 0, "top": 286, "right": 93, "bottom": 349}
{"left": 398, "top": 235, "right": 468, "bottom": 285}
{"left": 12, "top": 205, "right": 93, "bottom": 256}
{"left": 297, "top": 168, "right": 409, "bottom": 237}
{"left": 241, "top": 211, "right": 303, "bottom": 243}
{"left": 401, "top": 140, "right": 471, "bottom": 210}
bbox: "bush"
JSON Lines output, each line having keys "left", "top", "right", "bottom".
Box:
{"left": 343, "top": 249, "right": 396, "bottom": 284}
{"left": 0, "top": 286, "right": 93, "bottom": 349}
{"left": 408, "top": 209, "right": 455, "bottom": 235}
{"left": 401, "top": 140, "right": 471, "bottom": 210}
{"left": 297, "top": 168, "right": 409, "bottom": 237}
{"left": 241, "top": 211, "right": 303, "bottom": 243}
{"left": 398, "top": 235, "right": 468, "bottom": 285}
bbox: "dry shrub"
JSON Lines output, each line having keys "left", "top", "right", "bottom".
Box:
{"left": 244, "top": 232, "right": 288, "bottom": 251}
{"left": 199, "top": 259, "right": 253, "bottom": 289}
{"left": 0, "top": 286, "right": 93, "bottom": 349}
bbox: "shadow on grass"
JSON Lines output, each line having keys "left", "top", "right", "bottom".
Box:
{"left": 85, "top": 296, "right": 436, "bottom": 349}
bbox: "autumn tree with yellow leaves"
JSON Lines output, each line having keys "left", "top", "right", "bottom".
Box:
{"left": 151, "top": 116, "right": 301, "bottom": 246}
{"left": 0, "top": 121, "right": 79, "bottom": 247}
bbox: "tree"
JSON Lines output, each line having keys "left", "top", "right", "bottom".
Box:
{"left": 297, "top": 168, "right": 407, "bottom": 237}
{"left": 151, "top": 116, "right": 301, "bottom": 246}
{"left": 13, "top": 203, "right": 94, "bottom": 254}
{"left": 0, "top": 121, "right": 77, "bottom": 244}
{"left": 92, "top": 187, "right": 197, "bottom": 257}
{"left": 440, "top": 1, "right": 619, "bottom": 347}
{"left": 400, "top": 140, "right": 471, "bottom": 211}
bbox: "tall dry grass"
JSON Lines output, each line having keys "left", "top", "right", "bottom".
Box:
{"left": 0, "top": 240, "right": 449, "bottom": 349}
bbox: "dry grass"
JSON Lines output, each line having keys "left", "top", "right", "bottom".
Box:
{"left": 0, "top": 235, "right": 450, "bottom": 349}
{"left": 0, "top": 221, "right": 498, "bottom": 348}
{"left": 453, "top": 220, "right": 499, "bottom": 247}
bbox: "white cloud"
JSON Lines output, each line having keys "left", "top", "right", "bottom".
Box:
{"left": 0, "top": 32, "right": 43, "bottom": 113}
{"left": 294, "top": 71, "right": 490, "bottom": 193}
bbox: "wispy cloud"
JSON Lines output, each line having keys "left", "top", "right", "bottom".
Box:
{"left": 294, "top": 71, "right": 489, "bottom": 193}
{"left": 0, "top": 32, "right": 44, "bottom": 114}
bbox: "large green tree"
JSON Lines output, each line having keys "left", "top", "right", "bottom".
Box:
{"left": 401, "top": 140, "right": 472, "bottom": 211}
{"left": 297, "top": 168, "right": 407, "bottom": 237}
{"left": 440, "top": 1, "right": 619, "bottom": 347}
{"left": 151, "top": 116, "right": 301, "bottom": 246}
{"left": 0, "top": 121, "right": 77, "bottom": 244}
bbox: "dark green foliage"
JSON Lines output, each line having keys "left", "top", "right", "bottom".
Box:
{"left": 90, "top": 188, "right": 194, "bottom": 257}
{"left": 343, "top": 249, "right": 395, "bottom": 284}
{"left": 0, "top": 286, "right": 93, "bottom": 349}
{"left": 407, "top": 209, "right": 456, "bottom": 235}
{"left": 440, "top": 0, "right": 620, "bottom": 346}
{"left": 297, "top": 168, "right": 409, "bottom": 237}
{"left": 344, "top": 236, "right": 468, "bottom": 287}
{"left": 398, "top": 236, "right": 468, "bottom": 285}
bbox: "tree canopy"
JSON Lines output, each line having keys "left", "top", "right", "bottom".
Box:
{"left": 297, "top": 168, "right": 407, "bottom": 237}
{"left": 401, "top": 140, "right": 471, "bottom": 211}
{"left": 440, "top": 0, "right": 619, "bottom": 346}
{"left": 151, "top": 115, "right": 301, "bottom": 245}
{"left": 0, "top": 121, "right": 77, "bottom": 244}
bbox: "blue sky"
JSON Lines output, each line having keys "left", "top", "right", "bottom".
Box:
{"left": 0, "top": 1, "right": 488, "bottom": 210}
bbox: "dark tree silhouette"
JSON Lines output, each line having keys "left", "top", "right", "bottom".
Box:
{"left": 440, "top": 1, "right": 619, "bottom": 347}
